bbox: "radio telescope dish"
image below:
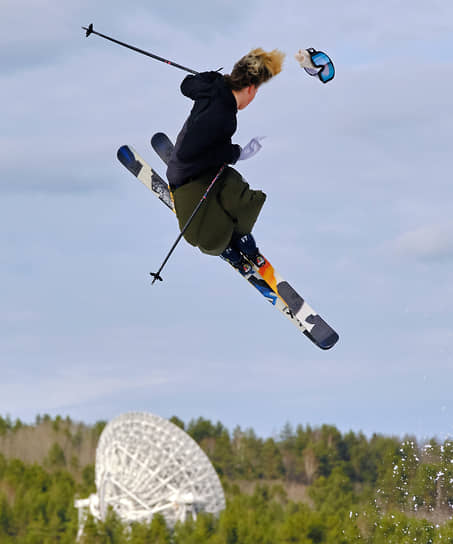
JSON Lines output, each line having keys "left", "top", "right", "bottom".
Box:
{"left": 75, "top": 411, "right": 225, "bottom": 539}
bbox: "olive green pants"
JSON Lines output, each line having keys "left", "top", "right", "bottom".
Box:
{"left": 173, "top": 166, "right": 266, "bottom": 256}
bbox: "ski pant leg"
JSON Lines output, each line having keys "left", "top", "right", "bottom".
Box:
{"left": 173, "top": 167, "right": 266, "bottom": 257}
{"left": 173, "top": 170, "right": 235, "bottom": 256}
{"left": 217, "top": 167, "right": 266, "bottom": 237}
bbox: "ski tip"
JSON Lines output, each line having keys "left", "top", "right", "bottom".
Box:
{"left": 117, "top": 145, "right": 135, "bottom": 165}
{"left": 83, "top": 23, "right": 94, "bottom": 37}
{"left": 117, "top": 145, "right": 144, "bottom": 178}
{"left": 150, "top": 132, "right": 167, "bottom": 147}
{"left": 317, "top": 330, "right": 339, "bottom": 350}
{"left": 302, "top": 314, "right": 339, "bottom": 350}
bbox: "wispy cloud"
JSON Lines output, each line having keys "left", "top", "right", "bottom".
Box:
{"left": 393, "top": 223, "right": 453, "bottom": 261}
{"left": 0, "top": 369, "right": 169, "bottom": 417}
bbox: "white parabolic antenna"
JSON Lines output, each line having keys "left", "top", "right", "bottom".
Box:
{"left": 75, "top": 411, "right": 225, "bottom": 538}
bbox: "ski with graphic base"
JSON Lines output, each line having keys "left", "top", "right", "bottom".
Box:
{"left": 151, "top": 133, "right": 339, "bottom": 350}
{"left": 117, "top": 143, "right": 338, "bottom": 349}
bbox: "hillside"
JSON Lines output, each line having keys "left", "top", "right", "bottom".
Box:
{"left": 0, "top": 414, "right": 452, "bottom": 543}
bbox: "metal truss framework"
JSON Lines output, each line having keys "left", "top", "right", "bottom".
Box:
{"left": 75, "top": 412, "right": 225, "bottom": 540}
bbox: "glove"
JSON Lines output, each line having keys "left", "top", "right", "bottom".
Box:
{"left": 295, "top": 49, "right": 316, "bottom": 69}
{"left": 237, "top": 136, "right": 266, "bottom": 161}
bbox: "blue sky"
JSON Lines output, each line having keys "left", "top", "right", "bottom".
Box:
{"left": 1, "top": 0, "right": 453, "bottom": 440}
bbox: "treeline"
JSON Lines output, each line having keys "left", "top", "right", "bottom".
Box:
{"left": 0, "top": 414, "right": 452, "bottom": 543}
{"left": 178, "top": 417, "right": 399, "bottom": 485}
{"left": 0, "top": 414, "right": 104, "bottom": 468}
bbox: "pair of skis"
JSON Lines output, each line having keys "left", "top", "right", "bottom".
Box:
{"left": 117, "top": 134, "right": 339, "bottom": 350}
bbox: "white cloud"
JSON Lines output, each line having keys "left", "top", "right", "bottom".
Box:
{"left": 393, "top": 223, "right": 453, "bottom": 260}
{"left": 0, "top": 368, "right": 169, "bottom": 417}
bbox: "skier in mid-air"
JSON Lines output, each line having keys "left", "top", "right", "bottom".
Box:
{"left": 166, "top": 47, "right": 285, "bottom": 274}
{"left": 83, "top": 23, "right": 338, "bottom": 349}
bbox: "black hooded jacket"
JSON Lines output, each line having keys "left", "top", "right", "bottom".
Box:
{"left": 166, "top": 72, "right": 241, "bottom": 188}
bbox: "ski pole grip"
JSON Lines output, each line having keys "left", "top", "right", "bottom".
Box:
{"left": 83, "top": 24, "right": 94, "bottom": 37}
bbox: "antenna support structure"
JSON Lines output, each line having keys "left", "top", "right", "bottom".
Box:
{"left": 75, "top": 412, "right": 225, "bottom": 540}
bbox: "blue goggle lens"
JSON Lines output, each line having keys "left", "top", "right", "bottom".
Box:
{"left": 309, "top": 51, "right": 335, "bottom": 83}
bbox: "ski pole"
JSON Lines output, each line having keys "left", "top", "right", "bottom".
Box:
{"left": 82, "top": 23, "right": 199, "bottom": 75}
{"left": 150, "top": 164, "right": 226, "bottom": 285}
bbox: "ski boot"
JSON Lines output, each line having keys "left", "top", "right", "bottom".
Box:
{"left": 235, "top": 234, "right": 265, "bottom": 268}
{"left": 220, "top": 246, "right": 252, "bottom": 276}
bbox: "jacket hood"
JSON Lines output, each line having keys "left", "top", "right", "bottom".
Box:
{"left": 181, "top": 71, "right": 231, "bottom": 101}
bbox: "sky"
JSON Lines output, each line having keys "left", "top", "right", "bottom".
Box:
{"left": 1, "top": 0, "right": 453, "bottom": 442}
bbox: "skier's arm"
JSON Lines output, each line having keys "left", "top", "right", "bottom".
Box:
{"left": 177, "top": 116, "right": 241, "bottom": 165}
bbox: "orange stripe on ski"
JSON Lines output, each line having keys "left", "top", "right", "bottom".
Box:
{"left": 257, "top": 260, "right": 279, "bottom": 293}
{"left": 257, "top": 258, "right": 293, "bottom": 308}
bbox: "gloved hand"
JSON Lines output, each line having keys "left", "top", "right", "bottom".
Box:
{"left": 295, "top": 49, "right": 315, "bottom": 69}
{"left": 237, "top": 136, "right": 266, "bottom": 161}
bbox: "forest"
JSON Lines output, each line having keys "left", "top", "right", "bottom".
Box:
{"left": 0, "top": 414, "right": 452, "bottom": 543}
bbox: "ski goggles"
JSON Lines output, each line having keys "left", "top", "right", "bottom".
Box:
{"left": 304, "top": 49, "right": 335, "bottom": 84}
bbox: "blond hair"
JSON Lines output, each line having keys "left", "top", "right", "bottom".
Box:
{"left": 224, "top": 48, "right": 285, "bottom": 90}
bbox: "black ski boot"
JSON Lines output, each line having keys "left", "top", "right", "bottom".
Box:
{"left": 220, "top": 246, "right": 252, "bottom": 275}
{"left": 235, "top": 234, "right": 265, "bottom": 267}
